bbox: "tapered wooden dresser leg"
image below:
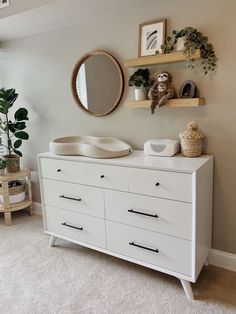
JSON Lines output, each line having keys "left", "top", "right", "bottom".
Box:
{"left": 48, "top": 236, "right": 57, "bottom": 247}
{"left": 180, "top": 279, "right": 194, "bottom": 300}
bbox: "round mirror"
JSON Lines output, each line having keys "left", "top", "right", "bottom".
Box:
{"left": 71, "top": 51, "right": 124, "bottom": 116}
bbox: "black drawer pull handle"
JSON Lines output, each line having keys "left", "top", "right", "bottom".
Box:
{"left": 59, "top": 195, "right": 82, "bottom": 202}
{"left": 129, "top": 242, "right": 159, "bottom": 253}
{"left": 128, "top": 209, "right": 158, "bottom": 218}
{"left": 155, "top": 182, "right": 160, "bottom": 187}
{"left": 61, "top": 222, "right": 83, "bottom": 231}
{"left": 57, "top": 169, "right": 62, "bottom": 172}
{"left": 100, "top": 175, "right": 105, "bottom": 179}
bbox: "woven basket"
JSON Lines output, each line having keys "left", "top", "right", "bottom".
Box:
{"left": 180, "top": 138, "right": 203, "bottom": 157}
{"left": 0, "top": 182, "right": 24, "bottom": 196}
{"left": 179, "top": 121, "right": 204, "bottom": 157}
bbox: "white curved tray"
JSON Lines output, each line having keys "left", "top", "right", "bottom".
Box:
{"left": 49, "top": 136, "right": 132, "bottom": 158}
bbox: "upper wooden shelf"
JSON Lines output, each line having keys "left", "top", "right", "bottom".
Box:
{"left": 125, "top": 50, "right": 201, "bottom": 68}
{"left": 127, "top": 98, "right": 205, "bottom": 108}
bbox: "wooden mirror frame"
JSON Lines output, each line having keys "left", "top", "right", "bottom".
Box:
{"left": 71, "top": 50, "right": 124, "bottom": 117}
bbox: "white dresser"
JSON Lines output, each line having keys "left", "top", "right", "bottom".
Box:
{"left": 38, "top": 150, "right": 213, "bottom": 300}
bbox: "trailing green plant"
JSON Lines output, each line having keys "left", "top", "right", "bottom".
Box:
{"left": 0, "top": 158, "right": 8, "bottom": 169}
{"left": 128, "top": 68, "right": 152, "bottom": 88}
{"left": 0, "top": 88, "right": 29, "bottom": 157}
{"left": 173, "top": 27, "right": 217, "bottom": 74}
{"left": 156, "top": 26, "right": 217, "bottom": 75}
{"left": 156, "top": 36, "right": 176, "bottom": 54}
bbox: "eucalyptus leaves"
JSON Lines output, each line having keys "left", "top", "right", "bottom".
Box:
{"left": 0, "top": 88, "right": 29, "bottom": 157}
{"left": 156, "top": 27, "right": 217, "bottom": 75}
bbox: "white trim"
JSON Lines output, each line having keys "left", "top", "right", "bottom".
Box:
{"left": 33, "top": 201, "right": 42, "bottom": 216}
{"left": 32, "top": 201, "right": 236, "bottom": 273}
{"left": 209, "top": 249, "right": 236, "bottom": 272}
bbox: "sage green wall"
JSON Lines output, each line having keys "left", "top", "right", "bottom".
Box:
{"left": 0, "top": 0, "right": 235, "bottom": 254}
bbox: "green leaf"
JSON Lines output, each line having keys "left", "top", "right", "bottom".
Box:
{"left": 8, "top": 121, "right": 16, "bottom": 133}
{"left": 0, "top": 106, "right": 9, "bottom": 114}
{"left": 0, "top": 124, "right": 6, "bottom": 131}
{"left": 13, "top": 140, "right": 22, "bottom": 149}
{"left": 0, "top": 99, "right": 7, "bottom": 106}
{"left": 13, "top": 149, "right": 22, "bottom": 157}
{"left": 14, "top": 108, "right": 29, "bottom": 121}
{"left": 0, "top": 90, "right": 4, "bottom": 98}
{"left": 15, "top": 131, "right": 29, "bottom": 140}
{"left": 0, "top": 98, "right": 10, "bottom": 113}
{"left": 5, "top": 89, "right": 18, "bottom": 106}
{"left": 14, "top": 122, "right": 26, "bottom": 130}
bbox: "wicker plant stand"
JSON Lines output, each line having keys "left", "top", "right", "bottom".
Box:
{"left": 0, "top": 169, "right": 33, "bottom": 226}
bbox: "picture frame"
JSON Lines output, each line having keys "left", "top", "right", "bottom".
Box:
{"left": 138, "top": 19, "right": 166, "bottom": 57}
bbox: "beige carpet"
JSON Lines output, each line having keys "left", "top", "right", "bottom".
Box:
{"left": 0, "top": 212, "right": 236, "bottom": 314}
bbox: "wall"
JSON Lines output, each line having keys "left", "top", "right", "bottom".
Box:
{"left": 0, "top": 0, "right": 235, "bottom": 254}
{"left": 0, "top": 0, "right": 56, "bottom": 18}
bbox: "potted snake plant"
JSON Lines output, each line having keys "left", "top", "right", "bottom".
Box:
{"left": 0, "top": 88, "right": 29, "bottom": 173}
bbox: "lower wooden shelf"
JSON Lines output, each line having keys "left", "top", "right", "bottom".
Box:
{"left": 126, "top": 98, "right": 205, "bottom": 108}
{"left": 0, "top": 199, "right": 32, "bottom": 212}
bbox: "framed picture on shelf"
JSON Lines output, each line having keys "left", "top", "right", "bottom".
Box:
{"left": 138, "top": 19, "right": 166, "bottom": 57}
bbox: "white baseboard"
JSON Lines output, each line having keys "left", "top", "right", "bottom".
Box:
{"left": 208, "top": 249, "right": 236, "bottom": 272}
{"left": 33, "top": 201, "right": 42, "bottom": 216}
{"left": 32, "top": 202, "right": 236, "bottom": 272}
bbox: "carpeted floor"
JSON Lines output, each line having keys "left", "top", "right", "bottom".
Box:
{"left": 0, "top": 212, "right": 236, "bottom": 314}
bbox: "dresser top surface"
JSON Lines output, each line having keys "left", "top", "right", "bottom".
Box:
{"left": 38, "top": 150, "right": 213, "bottom": 173}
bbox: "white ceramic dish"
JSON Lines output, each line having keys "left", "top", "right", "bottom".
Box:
{"left": 49, "top": 136, "right": 132, "bottom": 158}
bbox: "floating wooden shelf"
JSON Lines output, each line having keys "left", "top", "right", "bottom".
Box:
{"left": 125, "top": 50, "right": 201, "bottom": 68}
{"left": 126, "top": 98, "right": 205, "bottom": 108}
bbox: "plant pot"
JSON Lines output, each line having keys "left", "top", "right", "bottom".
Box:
{"left": 134, "top": 88, "right": 147, "bottom": 101}
{"left": 175, "top": 37, "right": 186, "bottom": 52}
{"left": 3, "top": 154, "right": 20, "bottom": 173}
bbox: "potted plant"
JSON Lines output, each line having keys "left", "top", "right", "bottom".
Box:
{"left": 128, "top": 68, "right": 152, "bottom": 100}
{"left": 0, "top": 158, "right": 8, "bottom": 175}
{"left": 0, "top": 88, "right": 29, "bottom": 173}
{"left": 173, "top": 27, "right": 217, "bottom": 75}
{"left": 156, "top": 27, "right": 217, "bottom": 75}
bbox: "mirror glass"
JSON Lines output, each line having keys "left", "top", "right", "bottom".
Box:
{"left": 72, "top": 51, "right": 124, "bottom": 116}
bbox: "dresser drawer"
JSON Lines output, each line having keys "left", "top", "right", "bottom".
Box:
{"left": 40, "top": 158, "right": 128, "bottom": 191}
{"left": 106, "top": 221, "right": 192, "bottom": 276}
{"left": 45, "top": 206, "right": 106, "bottom": 248}
{"left": 129, "top": 168, "right": 192, "bottom": 202}
{"left": 105, "top": 190, "right": 192, "bottom": 240}
{"left": 43, "top": 179, "right": 104, "bottom": 218}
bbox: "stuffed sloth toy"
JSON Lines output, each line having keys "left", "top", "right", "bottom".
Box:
{"left": 148, "top": 72, "right": 175, "bottom": 114}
